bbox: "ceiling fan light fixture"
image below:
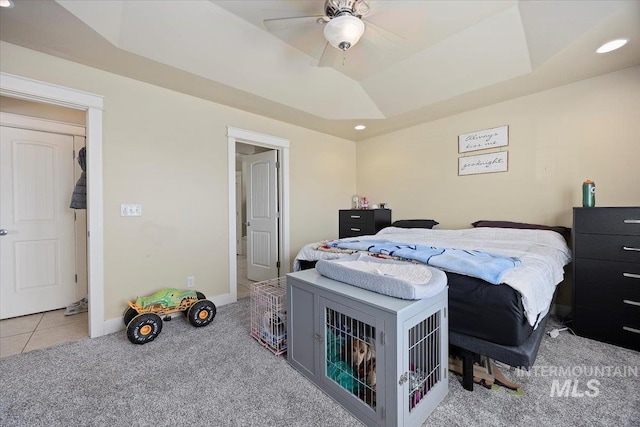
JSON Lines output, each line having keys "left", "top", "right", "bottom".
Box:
{"left": 324, "top": 15, "right": 365, "bottom": 51}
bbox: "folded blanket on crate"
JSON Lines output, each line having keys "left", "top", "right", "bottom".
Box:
{"left": 316, "top": 253, "right": 447, "bottom": 300}
{"left": 324, "top": 239, "right": 521, "bottom": 285}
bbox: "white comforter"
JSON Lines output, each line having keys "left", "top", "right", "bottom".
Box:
{"left": 294, "top": 227, "right": 572, "bottom": 328}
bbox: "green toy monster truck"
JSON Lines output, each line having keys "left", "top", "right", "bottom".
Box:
{"left": 123, "top": 288, "right": 216, "bottom": 344}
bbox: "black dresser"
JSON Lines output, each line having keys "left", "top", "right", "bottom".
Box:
{"left": 573, "top": 207, "right": 640, "bottom": 351}
{"left": 339, "top": 209, "right": 392, "bottom": 238}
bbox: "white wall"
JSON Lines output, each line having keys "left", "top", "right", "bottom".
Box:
{"left": 356, "top": 66, "right": 640, "bottom": 305}
{"left": 0, "top": 95, "right": 86, "bottom": 124}
{"left": 0, "top": 41, "right": 356, "bottom": 320}
{"left": 4, "top": 39, "right": 637, "bottom": 320}
{"left": 357, "top": 66, "right": 640, "bottom": 229}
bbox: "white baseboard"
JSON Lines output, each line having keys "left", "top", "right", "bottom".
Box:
{"left": 103, "top": 316, "right": 126, "bottom": 335}
{"left": 100, "top": 293, "right": 238, "bottom": 337}
{"left": 212, "top": 293, "right": 237, "bottom": 307}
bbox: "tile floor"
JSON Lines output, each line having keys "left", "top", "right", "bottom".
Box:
{"left": 0, "top": 255, "right": 255, "bottom": 359}
{"left": 237, "top": 253, "right": 257, "bottom": 299}
{"left": 0, "top": 309, "right": 88, "bottom": 359}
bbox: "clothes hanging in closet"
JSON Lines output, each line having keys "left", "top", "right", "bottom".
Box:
{"left": 70, "top": 147, "right": 86, "bottom": 209}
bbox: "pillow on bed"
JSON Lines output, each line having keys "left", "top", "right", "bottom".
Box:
{"left": 471, "top": 220, "right": 571, "bottom": 239}
{"left": 392, "top": 219, "right": 439, "bottom": 229}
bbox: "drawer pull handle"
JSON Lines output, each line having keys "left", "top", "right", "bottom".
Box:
{"left": 622, "top": 246, "right": 640, "bottom": 252}
{"left": 623, "top": 272, "right": 640, "bottom": 279}
{"left": 622, "top": 299, "right": 640, "bottom": 307}
{"left": 622, "top": 326, "right": 640, "bottom": 334}
{"left": 623, "top": 219, "right": 640, "bottom": 224}
{"left": 350, "top": 215, "right": 361, "bottom": 219}
{"left": 350, "top": 228, "right": 361, "bottom": 232}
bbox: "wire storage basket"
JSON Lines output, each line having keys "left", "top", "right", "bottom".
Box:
{"left": 250, "top": 277, "right": 287, "bottom": 355}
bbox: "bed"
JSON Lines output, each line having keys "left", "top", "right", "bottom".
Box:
{"left": 293, "top": 223, "right": 572, "bottom": 390}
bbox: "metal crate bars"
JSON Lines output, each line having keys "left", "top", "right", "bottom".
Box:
{"left": 408, "top": 311, "right": 442, "bottom": 411}
{"left": 250, "top": 277, "right": 287, "bottom": 355}
{"left": 326, "top": 308, "right": 377, "bottom": 409}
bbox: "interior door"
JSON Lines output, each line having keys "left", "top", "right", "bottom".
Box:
{"left": 235, "top": 171, "right": 243, "bottom": 255}
{"left": 246, "top": 150, "right": 278, "bottom": 282}
{"left": 0, "top": 126, "right": 76, "bottom": 319}
{"left": 73, "top": 136, "right": 88, "bottom": 300}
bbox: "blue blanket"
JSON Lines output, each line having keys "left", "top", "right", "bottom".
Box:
{"left": 325, "top": 239, "right": 521, "bottom": 285}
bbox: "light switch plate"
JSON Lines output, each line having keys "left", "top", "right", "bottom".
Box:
{"left": 121, "top": 204, "right": 142, "bottom": 216}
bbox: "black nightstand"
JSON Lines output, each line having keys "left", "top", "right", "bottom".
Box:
{"left": 572, "top": 207, "right": 640, "bottom": 351}
{"left": 339, "top": 209, "right": 392, "bottom": 238}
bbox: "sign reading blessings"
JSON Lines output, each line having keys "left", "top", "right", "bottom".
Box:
{"left": 458, "top": 125, "right": 508, "bottom": 153}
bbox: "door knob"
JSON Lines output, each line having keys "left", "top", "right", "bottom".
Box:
{"left": 0, "top": 229, "right": 7, "bottom": 236}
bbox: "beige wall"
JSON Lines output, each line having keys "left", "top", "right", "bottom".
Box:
{"left": 3, "top": 39, "right": 638, "bottom": 320}
{"left": 0, "top": 42, "right": 356, "bottom": 320}
{"left": 356, "top": 66, "right": 640, "bottom": 305}
{"left": 357, "top": 66, "right": 640, "bottom": 228}
{"left": 0, "top": 96, "right": 86, "bottom": 124}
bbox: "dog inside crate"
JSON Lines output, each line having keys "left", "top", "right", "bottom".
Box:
{"left": 261, "top": 309, "right": 287, "bottom": 349}
{"left": 325, "top": 308, "right": 377, "bottom": 409}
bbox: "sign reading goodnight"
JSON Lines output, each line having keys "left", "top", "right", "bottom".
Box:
{"left": 458, "top": 151, "right": 508, "bottom": 176}
{"left": 458, "top": 125, "right": 508, "bottom": 153}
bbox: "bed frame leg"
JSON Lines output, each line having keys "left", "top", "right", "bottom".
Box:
{"left": 461, "top": 349, "right": 474, "bottom": 391}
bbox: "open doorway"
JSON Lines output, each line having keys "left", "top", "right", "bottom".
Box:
{"left": 0, "top": 99, "right": 89, "bottom": 356}
{"left": 0, "top": 72, "right": 105, "bottom": 339}
{"left": 227, "top": 127, "right": 290, "bottom": 301}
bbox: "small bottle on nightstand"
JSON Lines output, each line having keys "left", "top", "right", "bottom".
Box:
{"left": 582, "top": 180, "right": 595, "bottom": 207}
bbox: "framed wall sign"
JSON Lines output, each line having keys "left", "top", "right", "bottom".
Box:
{"left": 458, "top": 125, "right": 508, "bottom": 153}
{"left": 458, "top": 151, "right": 508, "bottom": 176}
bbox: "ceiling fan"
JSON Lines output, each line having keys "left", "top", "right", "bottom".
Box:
{"left": 263, "top": 0, "right": 402, "bottom": 67}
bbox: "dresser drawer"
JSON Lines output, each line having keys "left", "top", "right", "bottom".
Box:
{"left": 338, "top": 209, "right": 392, "bottom": 238}
{"left": 574, "top": 207, "right": 640, "bottom": 236}
{"left": 574, "top": 233, "right": 640, "bottom": 263}
{"left": 339, "top": 210, "right": 375, "bottom": 224}
{"left": 339, "top": 222, "right": 377, "bottom": 238}
{"left": 573, "top": 306, "right": 640, "bottom": 351}
{"left": 574, "top": 259, "right": 640, "bottom": 310}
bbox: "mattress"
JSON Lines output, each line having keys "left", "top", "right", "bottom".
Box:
{"left": 295, "top": 227, "right": 572, "bottom": 328}
{"left": 446, "top": 272, "right": 533, "bottom": 346}
{"left": 294, "top": 227, "right": 571, "bottom": 346}
{"left": 299, "top": 260, "right": 531, "bottom": 346}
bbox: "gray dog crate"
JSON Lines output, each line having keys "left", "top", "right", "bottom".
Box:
{"left": 287, "top": 269, "right": 448, "bottom": 426}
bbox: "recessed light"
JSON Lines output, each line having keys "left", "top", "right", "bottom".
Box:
{"left": 354, "top": 124, "right": 366, "bottom": 130}
{"left": 596, "top": 39, "right": 628, "bottom": 54}
{"left": 0, "top": 0, "right": 14, "bottom": 8}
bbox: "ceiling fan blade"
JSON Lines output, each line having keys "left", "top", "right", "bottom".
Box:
{"left": 263, "top": 14, "right": 324, "bottom": 32}
{"left": 362, "top": 19, "right": 405, "bottom": 45}
{"left": 317, "top": 42, "right": 340, "bottom": 68}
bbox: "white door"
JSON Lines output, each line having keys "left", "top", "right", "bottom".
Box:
{"left": 73, "top": 137, "right": 88, "bottom": 300}
{"left": 235, "top": 171, "right": 243, "bottom": 255}
{"left": 246, "top": 150, "right": 278, "bottom": 282}
{"left": 0, "top": 126, "right": 76, "bottom": 319}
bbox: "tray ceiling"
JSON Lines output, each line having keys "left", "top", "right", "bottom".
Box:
{"left": 1, "top": 0, "right": 638, "bottom": 140}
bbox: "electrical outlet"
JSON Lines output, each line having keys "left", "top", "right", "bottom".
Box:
{"left": 187, "top": 276, "right": 195, "bottom": 288}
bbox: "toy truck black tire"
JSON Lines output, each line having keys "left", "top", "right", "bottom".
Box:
{"left": 127, "top": 313, "right": 163, "bottom": 344}
{"left": 187, "top": 299, "right": 216, "bottom": 327}
{"left": 123, "top": 307, "right": 138, "bottom": 326}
